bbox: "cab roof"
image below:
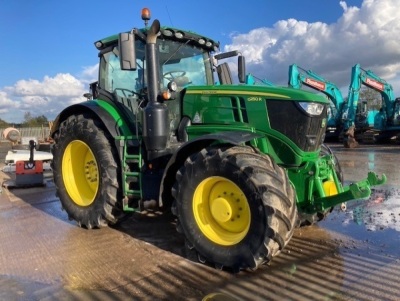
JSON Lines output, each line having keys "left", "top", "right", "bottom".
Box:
{"left": 94, "top": 24, "right": 220, "bottom": 53}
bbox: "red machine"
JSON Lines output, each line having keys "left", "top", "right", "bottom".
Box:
{"left": 15, "top": 140, "right": 44, "bottom": 187}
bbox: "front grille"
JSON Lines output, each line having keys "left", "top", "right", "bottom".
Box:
{"left": 267, "top": 100, "right": 327, "bottom": 151}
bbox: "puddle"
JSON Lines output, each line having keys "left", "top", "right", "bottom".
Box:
{"left": 320, "top": 185, "right": 400, "bottom": 258}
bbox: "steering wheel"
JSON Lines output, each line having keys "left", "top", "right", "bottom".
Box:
{"left": 163, "top": 71, "right": 186, "bottom": 81}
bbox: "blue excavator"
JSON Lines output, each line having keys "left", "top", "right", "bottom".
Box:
{"left": 344, "top": 64, "right": 400, "bottom": 144}
{"left": 245, "top": 73, "right": 276, "bottom": 86}
{"left": 288, "top": 64, "right": 390, "bottom": 147}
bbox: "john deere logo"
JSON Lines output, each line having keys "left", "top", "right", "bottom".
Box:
{"left": 321, "top": 118, "right": 327, "bottom": 128}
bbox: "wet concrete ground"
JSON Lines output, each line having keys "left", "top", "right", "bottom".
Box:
{"left": 0, "top": 143, "right": 399, "bottom": 301}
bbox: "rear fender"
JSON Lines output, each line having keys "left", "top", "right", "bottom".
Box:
{"left": 51, "top": 101, "right": 135, "bottom": 162}
{"left": 159, "top": 131, "right": 262, "bottom": 208}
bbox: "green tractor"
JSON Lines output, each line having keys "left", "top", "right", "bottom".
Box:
{"left": 51, "top": 9, "right": 386, "bottom": 272}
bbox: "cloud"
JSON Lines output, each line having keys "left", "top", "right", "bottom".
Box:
{"left": 224, "top": 0, "right": 400, "bottom": 96}
{"left": 0, "top": 91, "right": 19, "bottom": 115}
{"left": 0, "top": 63, "right": 100, "bottom": 123}
{"left": 79, "top": 64, "right": 99, "bottom": 84}
{"left": 2, "top": 0, "right": 400, "bottom": 124}
{"left": 6, "top": 74, "right": 85, "bottom": 97}
{"left": 0, "top": 72, "right": 91, "bottom": 123}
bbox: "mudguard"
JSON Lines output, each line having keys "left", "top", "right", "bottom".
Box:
{"left": 51, "top": 100, "right": 135, "bottom": 162}
{"left": 159, "top": 130, "right": 263, "bottom": 207}
{"left": 51, "top": 101, "right": 134, "bottom": 137}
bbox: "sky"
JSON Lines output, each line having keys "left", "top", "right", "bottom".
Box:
{"left": 1, "top": 0, "right": 400, "bottom": 123}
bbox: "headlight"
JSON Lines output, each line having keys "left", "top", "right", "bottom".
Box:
{"left": 299, "top": 102, "right": 324, "bottom": 116}
{"left": 174, "top": 31, "right": 184, "bottom": 39}
{"left": 167, "top": 81, "right": 177, "bottom": 92}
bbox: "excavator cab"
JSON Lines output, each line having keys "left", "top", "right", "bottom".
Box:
{"left": 391, "top": 98, "right": 400, "bottom": 126}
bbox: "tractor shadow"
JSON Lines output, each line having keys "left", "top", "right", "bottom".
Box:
{"left": 111, "top": 209, "right": 192, "bottom": 260}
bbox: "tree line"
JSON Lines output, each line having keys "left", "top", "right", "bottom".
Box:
{"left": 0, "top": 112, "right": 50, "bottom": 128}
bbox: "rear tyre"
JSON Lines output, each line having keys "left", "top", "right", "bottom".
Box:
{"left": 298, "top": 144, "right": 343, "bottom": 227}
{"left": 172, "top": 146, "right": 297, "bottom": 271}
{"left": 51, "top": 114, "right": 122, "bottom": 228}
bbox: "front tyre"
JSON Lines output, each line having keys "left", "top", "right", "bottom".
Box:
{"left": 51, "top": 114, "right": 122, "bottom": 228}
{"left": 172, "top": 146, "right": 297, "bottom": 271}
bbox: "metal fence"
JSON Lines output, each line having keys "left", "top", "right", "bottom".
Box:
{"left": 0, "top": 127, "right": 51, "bottom": 143}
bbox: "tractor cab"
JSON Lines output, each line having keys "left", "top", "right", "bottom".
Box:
{"left": 96, "top": 37, "right": 214, "bottom": 134}
{"left": 92, "top": 9, "right": 245, "bottom": 155}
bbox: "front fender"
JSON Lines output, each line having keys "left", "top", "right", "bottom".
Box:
{"left": 51, "top": 101, "right": 135, "bottom": 138}
{"left": 51, "top": 101, "right": 136, "bottom": 164}
{"left": 159, "top": 130, "right": 262, "bottom": 208}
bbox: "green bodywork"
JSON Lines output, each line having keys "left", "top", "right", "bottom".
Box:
{"left": 177, "top": 85, "right": 387, "bottom": 212}
{"left": 95, "top": 99, "right": 134, "bottom": 136}
{"left": 86, "top": 83, "right": 386, "bottom": 214}
{"left": 53, "top": 24, "right": 386, "bottom": 216}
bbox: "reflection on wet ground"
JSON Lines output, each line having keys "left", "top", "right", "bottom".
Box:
{"left": 1, "top": 143, "right": 400, "bottom": 300}
{"left": 328, "top": 143, "right": 400, "bottom": 185}
{"left": 334, "top": 188, "right": 400, "bottom": 233}
{"left": 317, "top": 198, "right": 400, "bottom": 300}
{"left": 325, "top": 144, "right": 400, "bottom": 252}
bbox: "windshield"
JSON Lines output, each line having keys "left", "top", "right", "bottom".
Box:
{"left": 99, "top": 39, "right": 213, "bottom": 96}
{"left": 159, "top": 40, "right": 213, "bottom": 88}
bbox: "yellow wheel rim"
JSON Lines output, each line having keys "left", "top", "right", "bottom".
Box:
{"left": 62, "top": 140, "right": 99, "bottom": 206}
{"left": 193, "top": 176, "right": 250, "bottom": 246}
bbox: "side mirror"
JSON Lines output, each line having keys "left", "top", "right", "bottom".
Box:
{"left": 214, "top": 50, "right": 239, "bottom": 60}
{"left": 119, "top": 32, "right": 136, "bottom": 70}
{"left": 238, "top": 55, "right": 246, "bottom": 83}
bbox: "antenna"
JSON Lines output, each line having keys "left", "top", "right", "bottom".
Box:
{"left": 165, "top": 5, "right": 173, "bottom": 26}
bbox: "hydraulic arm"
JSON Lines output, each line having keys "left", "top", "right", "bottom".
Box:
{"left": 343, "top": 64, "right": 395, "bottom": 132}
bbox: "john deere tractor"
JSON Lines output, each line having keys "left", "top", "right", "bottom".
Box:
{"left": 51, "top": 9, "right": 386, "bottom": 272}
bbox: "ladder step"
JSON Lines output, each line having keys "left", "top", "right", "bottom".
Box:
{"left": 125, "top": 176, "right": 139, "bottom": 183}
{"left": 122, "top": 139, "right": 142, "bottom": 211}
{"left": 126, "top": 190, "right": 141, "bottom": 197}
{"left": 124, "top": 170, "right": 140, "bottom": 175}
{"left": 125, "top": 160, "right": 140, "bottom": 165}
{"left": 125, "top": 154, "right": 140, "bottom": 159}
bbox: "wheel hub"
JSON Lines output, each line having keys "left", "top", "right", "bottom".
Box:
{"left": 211, "top": 197, "right": 232, "bottom": 223}
{"left": 193, "top": 176, "right": 251, "bottom": 246}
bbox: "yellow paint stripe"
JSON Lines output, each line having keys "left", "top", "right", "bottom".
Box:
{"left": 186, "top": 90, "right": 291, "bottom": 99}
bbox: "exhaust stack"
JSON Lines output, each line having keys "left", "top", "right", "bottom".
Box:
{"left": 142, "top": 19, "right": 170, "bottom": 160}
